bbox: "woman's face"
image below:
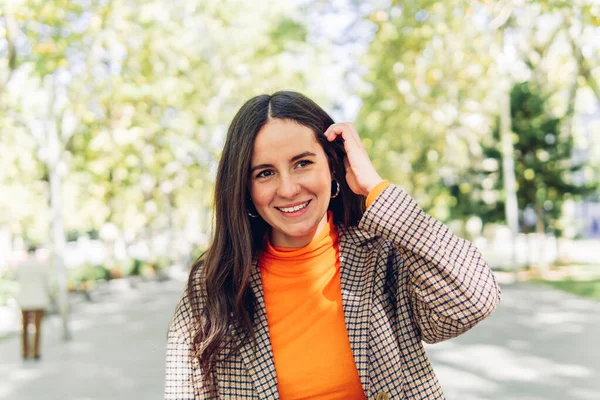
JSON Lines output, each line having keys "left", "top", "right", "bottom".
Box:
{"left": 249, "top": 119, "right": 332, "bottom": 248}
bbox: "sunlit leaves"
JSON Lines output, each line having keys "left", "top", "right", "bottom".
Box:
{"left": 1, "top": 0, "right": 336, "bottom": 249}
{"left": 358, "top": 0, "right": 599, "bottom": 227}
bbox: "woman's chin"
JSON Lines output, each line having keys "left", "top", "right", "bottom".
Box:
{"left": 271, "top": 221, "right": 326, "bottom": 247}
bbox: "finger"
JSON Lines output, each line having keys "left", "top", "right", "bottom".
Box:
{"left": 323, "top": 126, "right": 335, "bottom": 142}
{"left": 337, "top": 127, "right": 363, "bottom": 154}
{"left": 324, "top": 124, "right": 344, "bottom": 142}
{"left": 326, "top": 123, "right": 361, "bottom": 147}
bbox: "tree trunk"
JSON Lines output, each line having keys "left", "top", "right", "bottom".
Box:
{"left": 535, "top": 204, "right": 550, "bottom": 273}
{"left": 0, "top": 226, "right": 11, "bottom": 269}
{"left": 498, "top": 28, "right": 520, "bottom": 281}
{"left": 48, "top": 122, "right": 71, "bottom": 341}
{"left": 500, "top": 89, "right": 520, "bottom": 277}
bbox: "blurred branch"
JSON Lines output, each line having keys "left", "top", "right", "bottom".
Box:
{"left": 561, "top": 50, "right": 580, "bottom": 139}
{"left": 564, "top": 7, "right": 600, "bottom": 102}
{"left": 490, "top": 1, "right": 514, "bottom": 30}
{"left": 0, "top": 9, "right": 18, "bottom": 95}
{"left": 535, "top": 23, "right": 563, "bottom": 60}
{"left": 513, "top": 13, "right": 563, "bottom": 72}
{"left": 561, "top": 7, "right": 582, "bottom": 140}
{"left": 566, "top": 32, "right": 600, "bottom": 102}
{"left": 59, "top": 0, "right": 114, "bottom": 152}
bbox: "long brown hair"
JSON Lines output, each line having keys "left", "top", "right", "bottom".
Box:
{"left": 188, "top": 91, "right": 365, "bottom": 378}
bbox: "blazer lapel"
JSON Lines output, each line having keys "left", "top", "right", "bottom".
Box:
{"left": 338, "top": 226, "right": 378, "bottom": 396}
{"left": 233, "top": 259, "right": 280, "bottom": 399}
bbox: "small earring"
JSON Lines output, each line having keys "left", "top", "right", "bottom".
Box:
{"left": 247, "top": 199, "right": 260, "bottom": 218}
{"left": 331, "top": 179, "right": 340, "bottom": 199}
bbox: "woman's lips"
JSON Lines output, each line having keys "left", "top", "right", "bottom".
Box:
{"left": 275, "top": 200, "right": 311, "bottom": 216}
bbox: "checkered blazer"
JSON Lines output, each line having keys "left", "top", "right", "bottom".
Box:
{"left": 165, "top": 184, "right": 501, "bottom": 399}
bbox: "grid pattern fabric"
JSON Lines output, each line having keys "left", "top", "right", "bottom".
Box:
{"left": 164, "top": 184, "right": 501, "bottom": 399}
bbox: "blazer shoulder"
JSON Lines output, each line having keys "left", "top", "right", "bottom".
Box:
{"left": 339, "top": 223, "right": 379, "bottom": 247}
{"left": 340, "top": 223, "right": 395, "bottom": 254}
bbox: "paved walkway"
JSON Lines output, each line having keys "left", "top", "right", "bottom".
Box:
{"left": 0, "top": 278, "right": 184, "bottom": 400}
{"left": 1, "top": 277, "right": 599, "bottom": 400}
{"left": 427, "top": 283, "right": 600, "bottom": 400}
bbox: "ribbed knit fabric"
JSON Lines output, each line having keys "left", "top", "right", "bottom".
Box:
{"left": 366, "top": 180, "right": 390, "bottom": 208}
{"left": 259, "top": 211, "right": 366, "bottom": 400}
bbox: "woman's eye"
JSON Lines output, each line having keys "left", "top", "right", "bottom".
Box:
{"left": 256, "top": 170, "right": 273, "bottom": 179}
{"left": 296, "top": 160, "right": 313, "bottom": 168}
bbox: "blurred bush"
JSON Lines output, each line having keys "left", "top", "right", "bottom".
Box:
{"left": 67, "top": 263, "right": 110, "bottom": 292}
{"left": 0, "top": 273, "right": 19, "bottom": 307}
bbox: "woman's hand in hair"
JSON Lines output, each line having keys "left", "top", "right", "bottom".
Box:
{"left": 323, "top": 122, "right": 383, "bottom": 197}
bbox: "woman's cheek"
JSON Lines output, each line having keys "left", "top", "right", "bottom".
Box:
{"left": 252, "top": 182, "right": 275, "bottom": 207}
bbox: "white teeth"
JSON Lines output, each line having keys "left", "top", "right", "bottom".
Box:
{"left": 278, "top": 201, "right": 309, "bottom": 213}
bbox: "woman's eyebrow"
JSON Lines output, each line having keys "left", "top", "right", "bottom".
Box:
{"left": 290, "top": 151, "right": 316, "bottom": 162}
{"left": 250, "top": 151, "right": 317, "bottom": 173}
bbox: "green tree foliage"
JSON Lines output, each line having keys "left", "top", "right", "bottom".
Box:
{"left": 2, "top": 0, "right": 599, "bottom": 250}
{"left": 356, "top": 1, "right": 500, "bottom": 221}
{"left": 0, "top": 0, "right": 339, "bottom": 255}
{"left": 357, "top": 0, "right": 599, "bottom": 227}
{"left": 453, "top": 82, "right": 592, "bottom": 234}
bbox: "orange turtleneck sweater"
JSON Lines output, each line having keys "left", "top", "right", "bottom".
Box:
{"left": 259, "top": 181, "right": 389, "bottom": 399}
{"left": 259, "top": 212, "right": 365, "bottom": 399}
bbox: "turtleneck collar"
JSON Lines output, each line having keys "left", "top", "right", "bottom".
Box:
{"left": 260, "top": 211, "right": 339, "bottom": 275}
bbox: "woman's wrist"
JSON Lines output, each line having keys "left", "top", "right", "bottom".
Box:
{"left": 365, "top": 180, "right": 390, "bottom": 207}
{"left": 364, "top": 178, "right": 385, "bottom": 196}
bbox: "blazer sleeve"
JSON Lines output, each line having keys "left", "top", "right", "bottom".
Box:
{"left": 164, "top": 287, "right": 197, "bottom": 400}
{"left": 359, "top": 184, "right": 501, "bottom": 344}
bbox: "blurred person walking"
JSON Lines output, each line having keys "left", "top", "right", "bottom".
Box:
{"left": 15, "top": 245, "right": 52, "bottom": 360}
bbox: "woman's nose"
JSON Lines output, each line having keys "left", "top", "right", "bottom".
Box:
{"left": 277, "top": 175, "right": 301, "bottom": 198}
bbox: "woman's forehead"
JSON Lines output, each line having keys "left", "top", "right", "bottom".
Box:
{"left": 251, "top": 120, "right": 323, "bottom": 161}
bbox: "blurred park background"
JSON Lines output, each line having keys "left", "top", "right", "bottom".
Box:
{"left": 0, "top": 0, "right": 599, "bottom": 399}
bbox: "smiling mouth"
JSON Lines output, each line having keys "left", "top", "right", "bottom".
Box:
{"left": 276, "top": 200, "right": 311, "bottom": 213}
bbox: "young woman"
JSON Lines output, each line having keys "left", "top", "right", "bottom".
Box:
{"left": 165, "top": 91, "right": 501, "bottom": 399}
